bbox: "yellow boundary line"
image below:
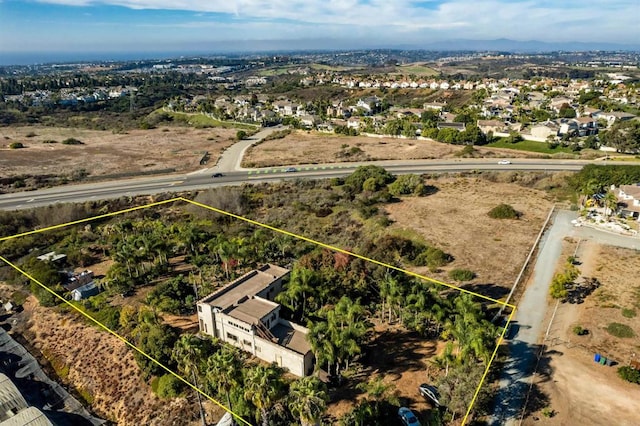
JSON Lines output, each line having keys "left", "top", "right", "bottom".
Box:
{"left": 0, "top": 196, "right": 516, "bottom": 426}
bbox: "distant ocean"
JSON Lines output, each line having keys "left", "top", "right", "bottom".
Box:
{"left": 0, "top": 51, "right": 200, "bottom": 66}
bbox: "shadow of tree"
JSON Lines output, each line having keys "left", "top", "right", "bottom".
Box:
{"left": 461, "top": 283, "right": 510, "bottom": 301}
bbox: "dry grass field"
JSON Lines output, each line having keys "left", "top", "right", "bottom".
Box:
{"left": 242, "top": 131, "right": 541, "bottom": 168}
{"left": 0, "top": 126, "right": 236, "bottom": 178}
{"left": 528, "top": 241, "right": 640, "bottom": 426}
{"left": 384, "top": 176, "right": 554, "bottom": 299}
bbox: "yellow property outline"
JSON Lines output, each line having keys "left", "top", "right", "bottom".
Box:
{"left": 0, "top": 196, "right": 516, "bottom": 426}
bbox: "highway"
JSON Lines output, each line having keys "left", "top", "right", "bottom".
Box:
{"left": 0, "top": 158, "right": 594, "bottom": 211}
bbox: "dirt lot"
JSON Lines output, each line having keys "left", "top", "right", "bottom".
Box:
{"left": 0, "top": 126, "right": 236, "bottom": 178}
{"left": 326, "top": 320, "right": 439, "bottom": 423}
{"left": 526, "top": 241, "right": 640, "bottom": 425}
{"left": 242, "top": 131, "right": 539, "bottom": 168}
{"left": 384, "top": 176, "right": 554, "bottom": 298}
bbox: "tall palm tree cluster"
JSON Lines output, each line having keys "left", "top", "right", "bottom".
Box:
{"left": 170, "top": 334, "right": 329, "bottom": 426}
{"left": 275, "top": 252, "right": 499, "bottom": 423}
{"left": 100, "top": 217, "right": 303, "bottom": 300}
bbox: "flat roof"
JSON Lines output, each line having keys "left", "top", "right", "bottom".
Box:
{"left": 271, "top": 323, "right": 312, "bottom": 355}
{"left": 227, "top": 298, "right": 279, "bottom": 324}
{"left": 199, "top": 264, "right": 289, "bottom": 310}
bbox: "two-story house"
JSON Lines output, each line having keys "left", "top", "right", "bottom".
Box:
{"left": 197, "top": 265, "right": 314, "bottom": 377}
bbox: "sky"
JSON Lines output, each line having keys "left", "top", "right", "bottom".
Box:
{"left": 0, "top": 0, "right": 639, "bottom": 62}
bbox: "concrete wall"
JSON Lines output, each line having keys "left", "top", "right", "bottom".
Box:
{"left": 197, "top": 303, "right": 215, "bottom": 336}
{"left": 253, "top": 336, "right": 312, "bottom": 377}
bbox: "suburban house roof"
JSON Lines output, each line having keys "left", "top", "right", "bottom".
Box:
{"left": 198, "top": 264, "right": 289, "bottom": 310}
{"left": 620, "top": 184, "right": 640, "bottom": 199}
{"left": 477, "top": 119, "right": 504, "bottom": 127}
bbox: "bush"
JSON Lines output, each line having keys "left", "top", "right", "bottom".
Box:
{"left": 448, "top": 269, "right": 476, "bottom": 282}
{"left": 154, "top": 374, "right": 185, "bottom": 398}
{"left": 617, "top": 366, "right": 640, "bottom": 384}
{"left": 62, "top": 137, "right": 84, "bottom": 145}
{"left": 488, "top": 203, "right": 520, "bottom": 219}
{"left": 25, "top": 132, "right": 37, "bottom": 138}
{"left": 388, "top": 174, "right": 425, "bottom": 197}
{"left": 9, "top": 142, "right": 24, "bottom": 149}
{"left": 622, "top": 308, "right": 637, "bottom": 318}
{"left": 42, "top": 139, "right": 58, "bottom": 144}
{"left": 414, "top": 246, "right": 452, "bottom": 269}
{"left": 345, "top": 165, "right": 395, "bottom": 193}
{"left": 606, "top": 322, "right": 635, "bottom": 338}
{"left": 236, "top": 130, "right": 247, "bottom": 140}
{"left": 572, "top": 325, "right": 588, "bottom": 336}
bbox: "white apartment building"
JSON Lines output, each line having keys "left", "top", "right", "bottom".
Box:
{"left": 197, "top": 264, "right": 314, "bottom": 377}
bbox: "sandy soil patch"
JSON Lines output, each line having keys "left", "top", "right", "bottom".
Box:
{"left": 0, "top": 126, "right": 236, "bottom": 178}
{"left": 242, "top": 131, "right": 537, "bottom": 167}
{"left": 384, "top": 177, "right": 553, "bottom": 298}
{"left": 526, "top": 241, "right": 640, "bottom": 425}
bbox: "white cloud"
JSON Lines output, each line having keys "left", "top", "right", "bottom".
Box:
{"left": 33, "top": 0, "right": 640, "bottom": 42}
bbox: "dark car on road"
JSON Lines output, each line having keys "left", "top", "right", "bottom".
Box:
{"left": 212, "top": 173, "right": 224, "bottom": 178}
{"left": 398, "top": 407, "right": 420, "bottom": 426}
{"left": 284, "top": 167, "right": 298, "bottom": 172}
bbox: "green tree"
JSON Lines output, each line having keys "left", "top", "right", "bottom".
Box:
{"left": 206, "top": 346, "right": 243, "bottom": 410}
{"left": 276, "top": 266, "right": 317, "bottom": 321}
{"left": 244, "top": 364, "right": 286, "bottom": 426}
{"left": 20, "top": 257, "right": 63, "bottom": 307}
{"left": 288, "top": 376, "right": 329, "bottom": 426}
{"left": 558, "top": 103, "right": 577, "bottom": 118}
{"left": 344, "top": 166, "right": 395, "bottom": 193}
{"left": 388, "top": 174, "right": 425, "bottom": 197}
{"left": 172, "top": 334, "right": 207, "bottom": 426}
{"left": 604, "top": 191, "right": 618, "bottom": 218}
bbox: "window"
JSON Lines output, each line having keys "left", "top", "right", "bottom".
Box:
{"left": 199, "top": 319, "right": 204, "bottom": 331}
{"left": 197, "top": 305, "right": 202, "bottom": 312}
{"left": 243, "top": 339, "right": 251, "bottom": 346}
{"left": 255, "top": 346, "right": 261, "bottom": 352}
{"left": 226, "top": 332, "right": 238, "bottom": 342}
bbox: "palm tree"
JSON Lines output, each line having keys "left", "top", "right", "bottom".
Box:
{"left": 205, "top": 346, "right": 242, "bottom": 410}
{"left": 276, "top": 267, "right": 316, "bottom": 321}
{"left": 243, "top": 364, "right": 285, "bottom": 426}
{"left": 308, "top": 321, "right": 338, "bottom": 375}
{"left": 604, "top": 191, "right": 618, "bottom": 219}
{"left": 172, "top": 334, "right": 206, "bottom": 426}
{"left": 288, "top": 376, "right": 328, "bottom": 426}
